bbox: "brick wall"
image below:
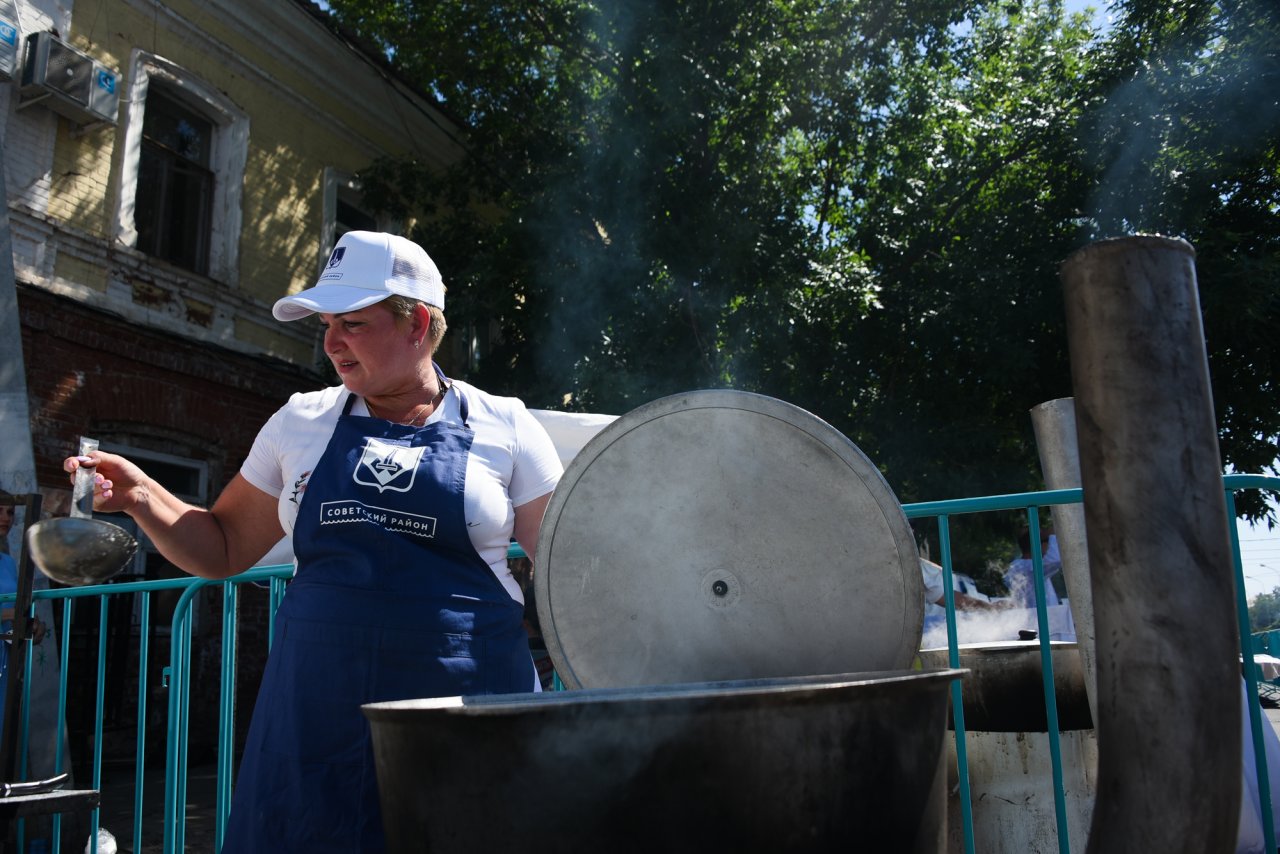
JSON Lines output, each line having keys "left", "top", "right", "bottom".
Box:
{"left": 19, "top": 285, "right": 318, "bottom": 489}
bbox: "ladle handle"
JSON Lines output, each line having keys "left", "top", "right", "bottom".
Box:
{"left": 72, "top": 437, "right": 100, "bottom": 520}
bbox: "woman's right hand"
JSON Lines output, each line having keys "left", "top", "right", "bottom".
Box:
{"left": 62, "top": 451, "right": 150, "bottom": 515}
{"left": 61, "top": 455, "right": 285, "bottom": 580}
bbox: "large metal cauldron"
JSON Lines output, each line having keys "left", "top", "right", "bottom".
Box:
{"left": 365, "top": 668, "right": 961, "bottom": 853}
{"left": 365, "top": 390, "right": 959, "bottom": 852}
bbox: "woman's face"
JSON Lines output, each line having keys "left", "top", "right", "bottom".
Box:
{"left": 0, "top": 505, "right": 13, "bottom": 537}
{"left": 320, "top": 304, "right": 420, "bottom": 397}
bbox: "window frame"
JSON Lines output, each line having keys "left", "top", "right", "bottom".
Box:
{"left": 319, "top": 167, "right": 399, "bottom": 273}
{"left": 134, "top": 89, "right": 217, "bottom": 275}
{"left": 114, "top": 50, "right": 248, "bottom": 285}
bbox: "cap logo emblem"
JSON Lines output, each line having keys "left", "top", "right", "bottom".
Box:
{"left": 327, "top": 246, "right": 346, "bottom": 268}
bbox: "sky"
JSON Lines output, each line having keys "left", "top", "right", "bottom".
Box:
{"left": 1240, "top": 500, "right": 1280, "bottom": 603}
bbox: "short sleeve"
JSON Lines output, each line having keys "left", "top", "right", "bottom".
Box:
{"left": 507, "top": 403, "right": 564, "bottom": 507}
{"left": 239, "top": 406, "right": 287, "bottom": 499}
{"left": 920, "top": 559, "right": 945, "bottom": 605}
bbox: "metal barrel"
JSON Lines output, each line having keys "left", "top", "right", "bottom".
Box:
{"left": 1030, "top": 397, "right": 1099, "bottom": 726}
{"left": 1061, "top": 235, "right": 1240, "bottom": 853}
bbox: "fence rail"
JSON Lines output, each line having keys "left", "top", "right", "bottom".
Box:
{"left": 3, "top": 473, "right": 1277, "bottom": 853}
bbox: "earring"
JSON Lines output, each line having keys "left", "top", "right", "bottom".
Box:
{"left": 414, "top": 339, "right": 422, "bottom": 349}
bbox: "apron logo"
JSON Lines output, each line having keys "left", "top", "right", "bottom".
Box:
{"left": 319, "top": 500, "right": 437, "bottom": 539}
{"left": 354, "top": 438, "right": 426, "bottom": 493}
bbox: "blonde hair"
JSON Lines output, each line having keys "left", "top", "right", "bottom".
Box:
{"left": 382, "top": 295, "right": 447, "bottom": 348}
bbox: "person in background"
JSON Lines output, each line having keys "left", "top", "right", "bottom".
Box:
{"left": 0, "top": 502, "right": 11, "bottom": 554}
{"left": 0, "top": 504, "right": 16, "bottom": 710}
{"left": 62, "top": 231, "right": 563, "bottom": 853}
{"left": 920, "top": 557, "right": 1005, "bottom": 636}
{"left": 0, "top": 501, "right": 45, "bottom": 721}
{"left": 1003, "top": 527, "right": 1063, "bottom": 611}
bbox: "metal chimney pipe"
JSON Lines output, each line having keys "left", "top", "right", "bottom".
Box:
{"left": 1029, "top": 397, "right": 1098, "bottom": 727}
{"left": 1061, "top": 236, "right": 1240, "bottom": 854}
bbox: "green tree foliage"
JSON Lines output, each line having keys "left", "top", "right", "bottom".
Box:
{"left": 1250, "top": 586, "right": 1280, "bottom": 634}
{"left": 1083, "top": 0, "right": 1280, "bottom": 515}
{"left": 329, "top": 0, "right": 1279, "bottom": 525}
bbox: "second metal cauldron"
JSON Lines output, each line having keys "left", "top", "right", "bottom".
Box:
{"left": 918, "top": 641, "right": 1092, "bottom": 732}
{"left": 365, "top": 668, "right": 961, "bottom": 854}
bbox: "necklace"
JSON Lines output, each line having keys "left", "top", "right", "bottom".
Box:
{"left": 370, "top": 386, "right": 445, "bottom": 427}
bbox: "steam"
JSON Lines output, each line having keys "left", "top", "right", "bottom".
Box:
{"left": 921, "top": 603, "right": 1077, "bottom": 650}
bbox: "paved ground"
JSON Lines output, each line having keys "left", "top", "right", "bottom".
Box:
{"left": 95, "top": 763, "right": 219, "bottom": 854}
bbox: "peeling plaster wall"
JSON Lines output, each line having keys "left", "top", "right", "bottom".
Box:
{"left": 7, "top": 0, "right": 463, "bottom": 365}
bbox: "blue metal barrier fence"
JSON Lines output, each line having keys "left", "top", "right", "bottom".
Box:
{"left": 2, "top": 473, "right": 1276, "bottom": 853}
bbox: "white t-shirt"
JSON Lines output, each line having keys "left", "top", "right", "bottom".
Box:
{"left": 1003, "top": 557, "right": 1062, "bottom": 610}
{"left": 920, "top": 559, "right": 947, "bottom": 634}
{"left": 239, "top": 380, "right": 563, "bottom": 603}
{"left": 920, "top": 559, "right": 946, "bottom": 605}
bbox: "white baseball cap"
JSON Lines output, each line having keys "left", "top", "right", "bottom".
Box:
{"left": 272, "top": 231, "right": 445, "bottom": 321}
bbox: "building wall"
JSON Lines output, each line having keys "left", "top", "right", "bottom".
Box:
{"left": 6, "top": 0, "right": 463, "bottom": 368}
{"left": 19, "top": 288, "right": 314, "bottom": 497}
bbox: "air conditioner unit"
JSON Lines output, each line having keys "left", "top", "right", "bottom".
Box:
{"left": 18, "top": 31, "right": 119, "bottom": 126}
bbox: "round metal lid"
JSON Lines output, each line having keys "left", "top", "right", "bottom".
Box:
{"left": 534, "top": 390, "right": 923, "bottom": 689}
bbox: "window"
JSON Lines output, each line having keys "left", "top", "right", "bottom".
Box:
{"left": 135, "top": 88, "right": 214, "bottom": 275}
{"left": 321, "top": 168, "right": 387, "bottom": 262}
{"left": 115, "top": 51, "right": 248, "bottom": 284}
{"left": 336, "top": 189, "right": 378, "bottom": 238}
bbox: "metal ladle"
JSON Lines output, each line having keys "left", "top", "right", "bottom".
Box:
{"left": 24, "top": 437, "right": 138, "bottom": 586}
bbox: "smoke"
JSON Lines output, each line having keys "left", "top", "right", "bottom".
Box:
{"left": 1083, "top": 2, "right": 1280, "bottom": 237}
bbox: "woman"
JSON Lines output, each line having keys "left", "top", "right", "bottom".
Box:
{"left": 64, "top": 231, "right": 563, "bottom": 852}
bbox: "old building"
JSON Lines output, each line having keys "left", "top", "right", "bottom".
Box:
{"left": 0, "top": 0, "right": 464, "bottom": 770}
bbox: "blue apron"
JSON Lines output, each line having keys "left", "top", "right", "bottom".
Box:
{"left": 222, "top": 372, "right": 531, "bottom": 853}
